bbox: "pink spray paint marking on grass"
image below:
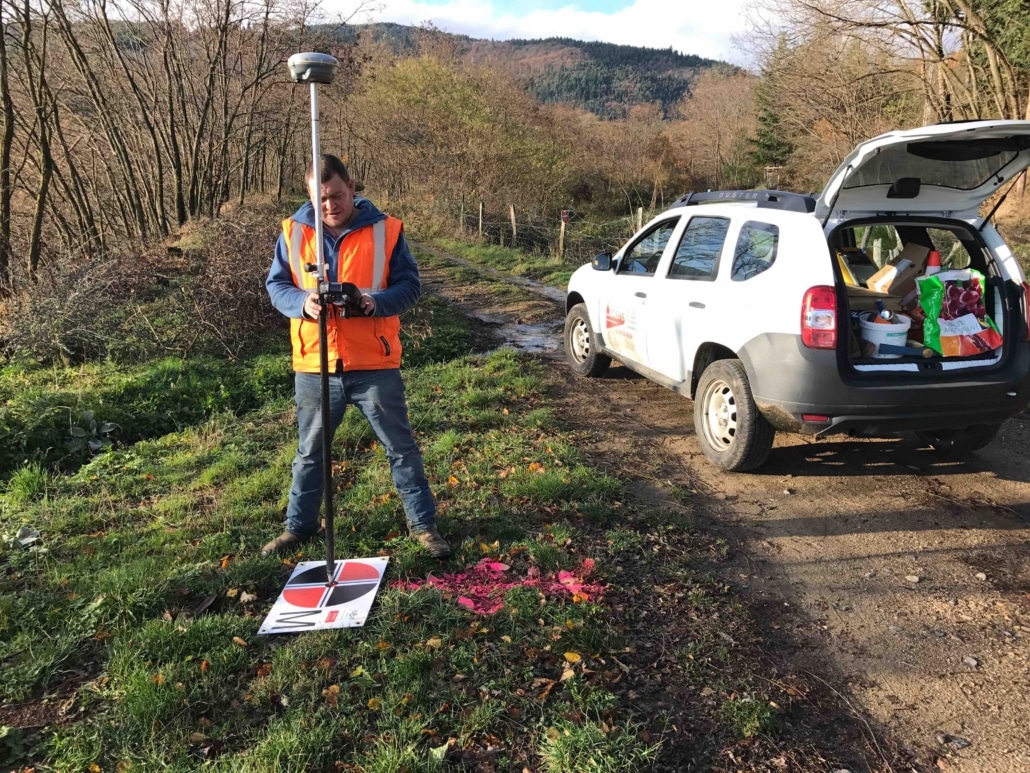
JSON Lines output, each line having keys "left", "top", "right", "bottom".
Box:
{"left": 392, "top": 557, "right": 602, "bottom": 615}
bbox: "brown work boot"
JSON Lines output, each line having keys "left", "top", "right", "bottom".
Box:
{"left": 411, "top": 525, "right": 451, "bottom": 559}
{"left": 261, "top": 531, "right": 304, "bottom": 558}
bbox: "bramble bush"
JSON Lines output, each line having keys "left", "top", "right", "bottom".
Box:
{"left": 0, "top": 203, "right": 284, "bottom": 365}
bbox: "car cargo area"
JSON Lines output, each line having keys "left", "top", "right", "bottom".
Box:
{"left": 830, "top": 219, "right": 1011, "bottom": 373}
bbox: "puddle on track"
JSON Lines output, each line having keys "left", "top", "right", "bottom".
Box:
{"left": 467, "top": 312, "right": 563, "bottom": 355}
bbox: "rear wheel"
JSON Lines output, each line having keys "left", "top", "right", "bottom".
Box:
{"left": 916, "top": 424, "right": 1001, "bottom": 454}
{"left": 564, "top": 303, "right": 611, "bottom": 377}
{"left": 694, "top": 359, "right": 774, "bottom": 472}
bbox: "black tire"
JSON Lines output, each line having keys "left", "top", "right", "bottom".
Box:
{"left": 916, "top": 423, "right": 1001, "bottom": 454}
{"left": 564, "top": 303, "right": 611, "bottom": 377}
{"left": 694, "top": 359, "right": 775, "bottom": 472}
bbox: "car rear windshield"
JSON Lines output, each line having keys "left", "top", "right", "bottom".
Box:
{"left": 843, "top": 138, "right": 1028, "bottom": 191}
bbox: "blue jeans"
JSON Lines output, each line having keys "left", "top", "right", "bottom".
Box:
{"left": 286, "top": 369, "right": 436, "bottom": 536}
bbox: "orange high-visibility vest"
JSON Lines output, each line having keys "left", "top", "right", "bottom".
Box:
{"left": 282, "top": 216, "right": 404, "bottom": 373}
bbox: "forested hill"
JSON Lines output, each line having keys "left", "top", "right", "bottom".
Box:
{"left": 336, "top": 23, "right": 735, "bottom": 118}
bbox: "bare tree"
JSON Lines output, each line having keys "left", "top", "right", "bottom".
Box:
{"left": 0, "top": 3, "right": 15, "bottom": 293}
{"left": 673, "top": 71, "right": 760, "bottom": 191}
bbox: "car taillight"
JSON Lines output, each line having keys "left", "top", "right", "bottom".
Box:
{"left": 1023, "top": 281, "right": 1030, "bottom": 343}
{"left": 801, "top": 286, "right": 837, "bottom": 349}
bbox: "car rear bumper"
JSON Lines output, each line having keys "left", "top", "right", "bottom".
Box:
{"left": 739, "top": 333, "right": 1030, "bottom": 436}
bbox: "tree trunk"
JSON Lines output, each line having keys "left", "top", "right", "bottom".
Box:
{"left": 0, "top": 11, "right": 15, "bottom": 294}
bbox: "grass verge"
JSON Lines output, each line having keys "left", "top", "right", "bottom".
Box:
{"left": 1, "top": 298, "right": 656, "bottom": 772}
{"left": 430, "top": 238, "right": 576, "bottom": 289}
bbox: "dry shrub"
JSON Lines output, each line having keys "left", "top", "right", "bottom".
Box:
{"left": 0, "top": 204, "right": 287, "bottom": 364}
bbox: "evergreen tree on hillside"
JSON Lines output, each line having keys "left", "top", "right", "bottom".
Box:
{"left": 749, "top": 40, "right": 794, "bottom": 175}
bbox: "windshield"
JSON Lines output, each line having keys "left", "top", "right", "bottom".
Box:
{"left": 843, "top": 139, "right": 1026, "bottom": 191}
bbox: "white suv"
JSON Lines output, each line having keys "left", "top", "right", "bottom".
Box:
{"left": 564, "top": 120, "right": 1030, "bottom": 471}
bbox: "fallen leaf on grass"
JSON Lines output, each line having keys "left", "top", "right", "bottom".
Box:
{"left": 560, "top": 667, "right": 576, "bottom": 682}
{"left": 367, "top": 697, "right": 382, "bottom": 711}
{"left": 534, "top": 678, "right": 557, "bottom": 699}
{"left": 152, "top": 673, "right": 165, "bottom": 685}
{"left": 232, "top": 636, "right": 248, "bottom": 648}
{"left": 193, "top": 593, "right": 218, "bottom": 616}
{"left": 256, "top": 663, "right": 272, "bottom": 678}
{"left": 200, "top": 740, "right": 225, "bottom": 759}
{"left": 200, "top": 660, "right": 209, "bottom": 673}
{"left": 190, "top": 732, "right": 206, "bottom": 743}
{"left": 226, "top": 588, "right": 239, "bottom": 598}
{"left": 563, "top": 652, "right": 582, "bottom": 664}
{"left": 323, "top": 684, "right": 340, "bottom": 706}
{"left": 429, "top": 739, "right": 452, "bottom": 761}
{"left": 426, "top": 637, "right": 443, "bottom": 649}
{"left": 239, "top": 592, "right": 257, "bottom": 604}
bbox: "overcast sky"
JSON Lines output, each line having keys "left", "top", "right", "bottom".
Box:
{"left": 346, "top": 0, "right": 752, "bottom": 64}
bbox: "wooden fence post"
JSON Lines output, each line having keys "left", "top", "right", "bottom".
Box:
{"left": 478, "top": 201, "right": 484, "bottom": 240}
{"left": 636, "top": 207, "right": 643, "bottom": 231}
{"left": 559, "top": 219, "right": 566, "bottom": 260}
{"left": 509, "top": 204, "right": 517, "bottom": 244}
{"left": 459, "top": 195, "right": 465, "bottom": 235}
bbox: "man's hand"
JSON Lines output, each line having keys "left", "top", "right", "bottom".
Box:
{"left": 358, "top": 293, "right": 375, "bottom": 317}
{"left": 303, "top": 292, "right": 322, "bottom": 319}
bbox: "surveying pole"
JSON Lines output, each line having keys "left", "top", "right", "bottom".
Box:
{"left": 287, "top": 52, "right": 340, "bottom": 585}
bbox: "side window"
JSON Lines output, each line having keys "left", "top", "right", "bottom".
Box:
{"left": 668, "top": 216, "right": 730, "bottom": 280}
{"left": 616, "top": 218, "right": 679, "bottom": 276}
{"left": 732, "top": 222, "right": 780, "bottom": 281}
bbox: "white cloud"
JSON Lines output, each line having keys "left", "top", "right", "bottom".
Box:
{"left": 347, "top": 0, "right": 750, "bottom": 63}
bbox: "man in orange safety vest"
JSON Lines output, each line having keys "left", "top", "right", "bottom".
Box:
{"left": 264, "top": 154, "right": 450, "bottom": 559}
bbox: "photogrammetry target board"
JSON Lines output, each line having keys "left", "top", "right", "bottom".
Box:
{"left": 259, "top": 557, "right": 389, "bottom": 634}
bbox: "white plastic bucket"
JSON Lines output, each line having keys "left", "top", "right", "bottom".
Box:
{"left": 858, "top": 312, "right": 912, "bottom": 358}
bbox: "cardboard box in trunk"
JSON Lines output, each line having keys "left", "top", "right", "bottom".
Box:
{"left": 865, "top": 244, "right": 931, "bottom": 297}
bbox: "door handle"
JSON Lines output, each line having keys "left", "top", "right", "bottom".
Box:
{"left": 689, "top": 301, "right": 705, "bottom": 309}
{"left": 635, "top": 292, "right": 647, "bottom": 298}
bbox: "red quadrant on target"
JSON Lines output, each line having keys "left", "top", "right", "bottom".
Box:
{"left": 337, "top": 561, "right": 380, "bottom": 582}
{"left": 282, "top": 586, "right": 328, "bottom": 608}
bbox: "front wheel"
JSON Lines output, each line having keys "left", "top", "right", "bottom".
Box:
{"left": 694, "top": 359, "right": 774, "bottom": 472}
{"left": 564, "top": 303, "right": 611, "bottom": 377}
{"left": 916, "top": 424, "right": 1001, "bottom": 454}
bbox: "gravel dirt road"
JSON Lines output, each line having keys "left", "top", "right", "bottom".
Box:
{"left": 419, "top": 246, "right": 1030, "bottom": 772}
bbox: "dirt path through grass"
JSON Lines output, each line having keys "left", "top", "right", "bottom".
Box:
{"left": 418, "top": 243, "right": 1030, "bottom": 773}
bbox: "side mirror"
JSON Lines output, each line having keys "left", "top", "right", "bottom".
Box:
{"left": 592, "top": 252, "right": 612, "bottom": 271}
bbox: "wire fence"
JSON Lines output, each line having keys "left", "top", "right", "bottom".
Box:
{"left": 457, "top": 206, "right": 658, "bottom": 265}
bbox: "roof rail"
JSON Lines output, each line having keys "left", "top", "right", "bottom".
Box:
{"left": 671, "top": 190, "right": 816, "bottom": 213}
